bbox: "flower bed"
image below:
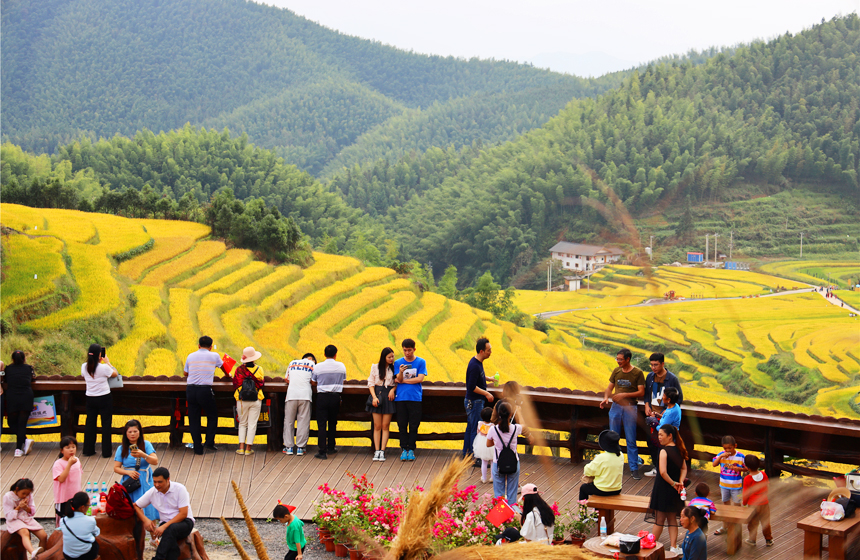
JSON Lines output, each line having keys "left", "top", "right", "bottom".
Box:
{"left": 313, "top": 472, "right": 590, "bottom": 554}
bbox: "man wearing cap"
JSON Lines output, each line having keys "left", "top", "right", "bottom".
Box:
{"left": 579, "top": 430, "right": 624, "bottom": 501}
{"left": 273, "top": 503, "right": 305, "bottom": 560}
{"left": 230, "top": 347, "right": 265, "bottom": 456}
{"left": 183, "top": 335, "right": 225, "bottom": 455}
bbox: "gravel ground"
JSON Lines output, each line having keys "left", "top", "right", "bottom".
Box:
{"left": 3, "top": 518, "right": 327, "bottom": 560}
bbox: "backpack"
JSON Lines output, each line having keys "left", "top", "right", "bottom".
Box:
{"left": 239, "top": 376, "right": 258, "bottom": 401}
{"left": 495, "top": 425, "right": 519, "bottom": 474}
{"left": 237, "top": 365, "right": 261, "bottom": 401}
{"left": 106, "top": 483, "right": 135, "bottom": 520}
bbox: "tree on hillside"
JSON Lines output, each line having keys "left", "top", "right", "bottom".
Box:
{"left": 461, "top": 271, "right": 516, "bottom": 319}
{"left": 437, "top": 265, "right": 458, "bottom": 299}
{"left": 675, "top": 194, "right": 695, "bottom": 244}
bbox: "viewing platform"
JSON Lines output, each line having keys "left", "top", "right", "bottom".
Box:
{"left": 0, "top": 442, "right": 836, "bottom": 559}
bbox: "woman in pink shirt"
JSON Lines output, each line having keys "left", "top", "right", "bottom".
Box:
{"left": 52, "top": 436, "right": 83, "bottom": 526}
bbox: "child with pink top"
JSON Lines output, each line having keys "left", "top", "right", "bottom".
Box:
{"left": 52, "top": 436, "right": 83, "bottom": 526}
{"left": 4, "top": 478, "right": 48, "bottom": 560}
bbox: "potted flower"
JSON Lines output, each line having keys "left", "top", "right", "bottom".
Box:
{"left": 568, "top": 501, "right": 598, "bottom": 546}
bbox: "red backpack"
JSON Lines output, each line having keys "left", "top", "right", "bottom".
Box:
{"left": 106, "top": 483, "right": 135, "bottom": 520}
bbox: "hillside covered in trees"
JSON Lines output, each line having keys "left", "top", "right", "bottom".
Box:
{"left": 1, "top": 0, "right": 625, "bottom": 174}
{"left": 327, "top": 15, "right": 860, "bottom": 284}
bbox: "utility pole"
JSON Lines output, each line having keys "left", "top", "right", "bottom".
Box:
{"left": 649, "top": 235, "right": 654, "bottom": 261}
{"left": 713, "top": 233, "right": 719, "bottom": 262}
{"left": 547, "top": 260, "right": 551, "bottom": 291}
{"left": 729, "top": 230, "right": 733, "bottom": 260}
{"left": 800, "top": 232, "right": 803, "bottom": 258}
{"left": 706, "top": 234, "right": 709, "bottom": 263}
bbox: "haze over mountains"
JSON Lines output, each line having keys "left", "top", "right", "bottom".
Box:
{"left": 1, "top": 1, "right": 858, "bottom": 286}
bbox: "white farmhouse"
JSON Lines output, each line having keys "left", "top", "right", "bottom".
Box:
{"left": 550, "top": 241, "right": 624, "bottom": 273}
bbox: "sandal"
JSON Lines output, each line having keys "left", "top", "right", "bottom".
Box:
{"left": 714, "top": 527, "right": 727, "bottom": 536}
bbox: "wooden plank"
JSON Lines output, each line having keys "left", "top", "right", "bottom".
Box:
{"left": 198, "top": 444, "right": 230, "bottom": 517}
{"left": 210, "top": 447, "right": 239, "bottom": 519}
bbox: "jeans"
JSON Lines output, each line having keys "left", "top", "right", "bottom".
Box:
{"left": 609, "top": 403, "right": 639, "bottom": 471}
{"left": 396, "top": 400, "right": 422, "bottom": 451}
{"left": 316, "top": 392, "right": 341, "bottom": 452}
{"left": 186, "top": 385, "right": 218, "bottom": 454}
{"left": 491, "top": 460, "right": 520, "bottom": 505}
{"left": 84, "top": 394, "right": 113, "bottom": 457}
{"left": 462, "top": 397, "right": 485, "bottom": 457}
{"left": 153, "top": 518, "right": 194, "bottom": 560}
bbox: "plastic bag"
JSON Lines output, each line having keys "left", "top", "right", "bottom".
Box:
{"left": 821, "top": 500, "right": 845, "bottom": 521}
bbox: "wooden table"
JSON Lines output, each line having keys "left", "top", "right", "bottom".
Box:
{"left": 797, "top": 509, "right": 860, "bottom": 559}
{"left": 584, "top": 537, "right": 676, "bottom": 559}
{"left": 587, "top": 494, "right": 754, "bottom": 556}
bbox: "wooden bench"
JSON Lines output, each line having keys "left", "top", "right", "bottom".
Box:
{"left": 587, "top": 494, "right": 754, "bottom": 556}
{"left": 797, "top": 509, "right": 860, "bottom": 559}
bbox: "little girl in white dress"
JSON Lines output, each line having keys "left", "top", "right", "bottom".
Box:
{"left": 472, "top": 408, "right": 495, "bottom": 483}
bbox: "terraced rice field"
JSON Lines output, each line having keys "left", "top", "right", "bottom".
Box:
{"left": 760, "top": 260, "right": 860, "bottom": 289}
{"left": 2, "top": 205, "right": 858, "bottom": 424}
{"left": 515, "top": 264, "right": 789, "bottom": 314}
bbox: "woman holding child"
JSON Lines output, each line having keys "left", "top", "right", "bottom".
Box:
{"left": 646, "top": 424, "right": 688, "bottom": 556}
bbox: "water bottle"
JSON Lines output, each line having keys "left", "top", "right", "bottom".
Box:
{"left": 91, "top": 485, "right": 99, "bottom": 509}
{"left": 86, "top": 482, "right": 92, "bottom": 498}
{"left": 599, "top": 516, "right": 607, "bottom": 537}
{"left": 680, "top": 487, "right": 687, "bottom": 501}
{"left": 101, "top": 481, "right": 108, "bottom": 494}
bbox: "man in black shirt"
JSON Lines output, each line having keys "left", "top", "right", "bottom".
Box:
{"left": 462, "top": 338, "right": 495, "bottom": 461}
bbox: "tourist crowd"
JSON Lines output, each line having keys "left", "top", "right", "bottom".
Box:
{"left": 1, "top": 340, "right": 776, "bottom": 560}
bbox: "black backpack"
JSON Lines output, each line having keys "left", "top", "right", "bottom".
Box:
{"left": 239, "top": 368, "right": 259, "bottom": 401}
{"left": 495, "top": 425, "right": 518, "bottom": 474}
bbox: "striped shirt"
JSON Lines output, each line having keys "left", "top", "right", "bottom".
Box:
{"left": 312, "top": 359, "right": 346, "bottom": 393}
{"left": 713, "top": 451, "right": 745, "bottom": 489}
{"left": 183, "top": 349, "right": 223, "bottom": 386}
{"left": 687, "top": 496, "right": 717, "bottom": 519}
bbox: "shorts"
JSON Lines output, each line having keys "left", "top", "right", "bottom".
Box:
{"left": 720, "top": 486, "right": 742, "bottom": 504}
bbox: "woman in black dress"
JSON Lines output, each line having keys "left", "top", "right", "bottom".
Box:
{"left": 645, "top": 424, "right": 688, "bottom": 555}
{"left": 3, "top": 351, "right": 36, "bottom": 457}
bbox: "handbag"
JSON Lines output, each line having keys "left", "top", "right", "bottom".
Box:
{"left": 108, "top": 375, "right": 124, "bottom": 388}
{"left": 121, "top": 458, "right": 142, "bottom": 493}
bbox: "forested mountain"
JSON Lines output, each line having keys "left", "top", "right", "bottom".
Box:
{"left": 327, "top": 15, "right": 860, "bottom": 284}
{"left": 1, "top": 0, "right": 621, "bottom": 173}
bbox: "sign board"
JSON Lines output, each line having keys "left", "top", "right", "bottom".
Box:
{"left": 28, "top": 395, "right": 59, "bottom": 428}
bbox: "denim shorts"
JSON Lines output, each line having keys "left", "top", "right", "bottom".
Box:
{"left": 720, "top": 486, "right": 742, "bottom": 503}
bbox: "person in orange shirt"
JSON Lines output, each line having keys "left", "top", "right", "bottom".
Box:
{"left": 741, "top": 454, "right": 773, "bottom": 547}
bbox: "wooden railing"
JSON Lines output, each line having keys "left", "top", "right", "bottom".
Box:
{"left": 17, "top": 376, "right": 860, "bottom": 480}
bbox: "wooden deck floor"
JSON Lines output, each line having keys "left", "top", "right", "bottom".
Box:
{"left": 0, "top": 443, "right": 835, "bottom": 558}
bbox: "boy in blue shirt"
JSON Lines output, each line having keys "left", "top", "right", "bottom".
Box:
{"left": 273, "top": 503, "right": 305, "bottom": 560}
{"left": 393, "top": 338, "right": 428, "bottom": 461}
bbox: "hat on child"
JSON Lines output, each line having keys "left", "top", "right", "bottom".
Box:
{"left": 520, "top": 484, "right": 539, "bottom": 497}
{"left": 495, "top": 527, "right": 521, "bottom": 543}
{"left": 598, "top": 430, "right": 621, "bottom": 454}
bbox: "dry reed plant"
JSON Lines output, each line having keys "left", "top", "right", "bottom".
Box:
{"left": 219, "top": 517, "right": 251, "bottom": 560}
{"left": 384, "top": 455, "right": 472, "bottom": 560}
{"left": 434, "top": 541, "right": 600, "bottom": 560}
{"left": 231, "top": 480, "right": 272, "bottom": 560}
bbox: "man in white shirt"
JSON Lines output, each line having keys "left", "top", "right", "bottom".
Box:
{"left": 311, "top": 345, "right": 347, "bottom": 460}
{"left": 134, "top": 467, "right": 195, "bottom": 560}
{"left": 283, "top": 352, "right": 316, "bottom": 456}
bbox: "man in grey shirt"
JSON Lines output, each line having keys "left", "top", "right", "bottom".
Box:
{"left": 311, "top": 345, "right": 346, "bottom": 460}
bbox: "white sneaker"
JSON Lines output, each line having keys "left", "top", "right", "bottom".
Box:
{"left": 669, "top": 546, "right": 683, "bottom": 555}
{"left": 481, "top": 477, "right": 488, "bottom": 484}
{"left": 378, "top": 450, "right": 385, "bottom": 461}
{"left": 30, "top": 546, "right": 42, "bottom": 560}
{"left": 14, "top": 449, "right": 23, "bottom": 458}
{"left": 23, "top": 439, "right": 34, "bottom": 455}
{"left": 373, "top": 450, "right": 381, "bottom": 461}
{"left": 644, "top": 468, "right": 657, "bottom": 477}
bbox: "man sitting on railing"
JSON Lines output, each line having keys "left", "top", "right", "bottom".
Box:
{"left": 134, "top": 467, "right": 194, "bottom": 560}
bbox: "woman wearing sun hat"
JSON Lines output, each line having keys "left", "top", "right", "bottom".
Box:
{"left": 579, "top": 430, "right": 624, "bottom": 501}
{"left": 230, "top": 346, "right": 265, "bottom": 455}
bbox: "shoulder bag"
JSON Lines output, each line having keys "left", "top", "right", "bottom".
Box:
{"left": 121, "top": 457, "right": 142, "bottom": 493}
